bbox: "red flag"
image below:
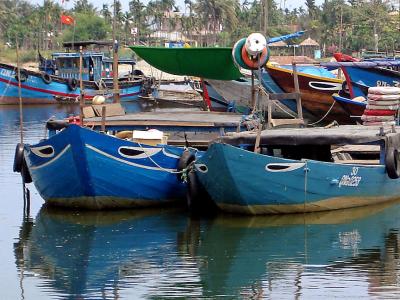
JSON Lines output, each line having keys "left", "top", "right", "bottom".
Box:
{"left": 61, "top": 14, "right": 74, "bottom": 25}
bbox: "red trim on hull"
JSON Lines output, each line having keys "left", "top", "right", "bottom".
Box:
{"left": 0, "top": 76, "right": 141, "bottom": 104}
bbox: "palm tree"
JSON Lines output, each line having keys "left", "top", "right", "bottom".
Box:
{"left": 129, "top": 0, "right": 145, "bottom": 43}
{"left": 122, "top": 11, "right": 134, "bottom": 45}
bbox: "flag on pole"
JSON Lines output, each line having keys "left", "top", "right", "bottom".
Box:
{"left": 61, "top": 14, "right": 74, "bottom": 25}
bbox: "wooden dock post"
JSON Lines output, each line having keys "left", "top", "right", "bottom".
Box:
{"left": 79, "top": 46, "right": 84, "bottom": 126}
{"left": 101, "top": 106, "right": 106, "bottom": 132}
{"left": 292, "top": 62, "right": 303, "bottom": 120}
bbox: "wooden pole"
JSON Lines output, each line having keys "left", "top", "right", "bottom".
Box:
{"left": 79, "top": 46, "right": 84, "bottom": 125}
{"left": 251, "top": 71, "right": 255, "bottom": 108}
{"left": 292, "top": 62, "right": 303, "bottom": 120}
{"left": 101, "top": 106, "right": 106, "bottom": 132}
{"left": 112, "top": 39, "right": 120, "bottom": 103}
{"left": 112, "top": 0, "right": 120, "bottom": 103}
{"left": 16, "top": 38, "right": 24, "bottom": 144}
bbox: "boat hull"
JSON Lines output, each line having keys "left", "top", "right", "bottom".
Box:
{"left": 266, "top": 65, "right": 356, "bottom": 124}
{"left": 0, "top": 63, "right": 143, "bottom": 104}
{"left": 196, "top": 143, "right": 400, "bottom": 214}
{"left": 24, "top": 124, "right": 188, "bottom": 209}
{"left": 340, "top": 66, "right": 400, "bottom": 98}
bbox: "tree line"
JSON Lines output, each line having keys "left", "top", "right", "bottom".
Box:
{"left": 0, "top": 0, "right": 399, "bottom": 56}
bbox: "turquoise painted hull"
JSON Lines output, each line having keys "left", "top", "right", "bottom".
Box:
{"left": 196, "top": 143, "right": 400, "bottom": 214}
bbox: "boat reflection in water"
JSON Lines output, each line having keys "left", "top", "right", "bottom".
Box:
{"left": 14, "top": 207, "right": 202, "bottom": 299}
{"left": 15, "top": 200, "right": 400, "bottom": 298}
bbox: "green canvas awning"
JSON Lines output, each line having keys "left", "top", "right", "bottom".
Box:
{"left": 129, "top": 46, "right": 242, "bottom": 80}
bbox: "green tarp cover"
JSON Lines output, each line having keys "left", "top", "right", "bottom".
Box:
{"left": 129, "top": 46, "right": 242, "bottom": 80}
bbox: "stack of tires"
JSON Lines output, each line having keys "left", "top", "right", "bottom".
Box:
{"left": 361, "top": 87, "right": 400, "bottom": 126}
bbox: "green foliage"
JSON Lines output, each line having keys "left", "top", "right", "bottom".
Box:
{"left": 0, "top": 0, "right": 399, "bottom": 56}
{"left": 61, "top": 13, "right": 111, "bottom": 42}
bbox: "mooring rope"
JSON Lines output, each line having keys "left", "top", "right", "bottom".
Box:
{"left": 308, "top": 100, "right": 337, "bottom": 126}
{"left": 136, "top": 140, "right": 195, "bottom": 175}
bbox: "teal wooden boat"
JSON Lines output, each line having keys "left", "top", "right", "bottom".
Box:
{"left": 191, "top": 125, "right": 400, "bottom": 214}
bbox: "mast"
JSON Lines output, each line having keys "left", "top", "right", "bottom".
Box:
{"left": 112, "top": 0, "right": 120, "bottom": 103}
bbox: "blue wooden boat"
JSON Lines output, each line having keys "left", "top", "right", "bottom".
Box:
{"left": 0, "top": 42, "right": 144, "bottom": 104}
{"left": 18, "top": 123, "right": 197, "bottom": 209}
{"left": 331, "top": 93, "right": 366, "bottom": 121}
{"left": 191, "top": 126, "right": 400, "bottom": 214}
{"left": 328, "top": 53, "right": 400, "bottom": 99}
{"left": 0, "top": 62, "right": 143, "bottom": 104}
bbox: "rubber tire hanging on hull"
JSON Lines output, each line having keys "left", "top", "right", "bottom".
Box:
{"left": 186, "top": 170, "right": 218, "bottom": 215}
{"left": 13, "top": 143, "right": 32, "bottom": 183}
{"left": 21, "top": 159, "right": 32, "bottom": 183}
{"left": 13, "top": 143, "right": 24, "bottom": 173}
{"left": 15, "top": 69, "right": 28, "bottom": 82}
{"left": 41, "top": 72, "right": 52, "bottom": 84}
{"left": 385, "top": 147, "right": 400, "bottom": 179}
{"left": 67, "top": 78, "right": 78, "bottom": 91}
{"left": 177, "top": 149, "right": 195, "bottom": 181}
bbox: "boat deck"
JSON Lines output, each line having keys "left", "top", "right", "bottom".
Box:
{"left": 218, "top": 125, "right": 400, "bottom": 146}
{"left": 84, "top": 111, "right": 243, "bottom": 133}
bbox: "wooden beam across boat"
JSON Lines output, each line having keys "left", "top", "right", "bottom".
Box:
{"left": 84, "top": 111, "right": 243, "bottom": 133}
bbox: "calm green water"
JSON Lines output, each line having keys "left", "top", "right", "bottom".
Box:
{"left": 2, "top": 104, "right": 400, "bottom": 299}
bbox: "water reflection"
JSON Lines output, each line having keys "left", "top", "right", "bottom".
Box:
{"left": 14, "top": 207, "right": 202, "bottom": 299}
{"left": 183, "top": 201, "right": 400, "bottom": 298}
{"left": 15, "top": 200, "right": 400, "bottom": 299}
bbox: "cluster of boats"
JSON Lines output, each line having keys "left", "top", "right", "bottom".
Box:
{"left": 9, "top": 32, "right": 400, "bottom": 215}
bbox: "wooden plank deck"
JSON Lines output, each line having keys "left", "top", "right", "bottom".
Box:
{"left": 84, "top": 111, "right": 243, "bottom": 132}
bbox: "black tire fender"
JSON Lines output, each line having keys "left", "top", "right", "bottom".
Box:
{"left": 66, "top": 78, "right": 78, "bottom": 91}
{"left": 186, "top": 170, "right": 200, "bottom": 209}
{"left": 13, "top": 143, "right": 24, "bottom": 173}
{"left": 21, "top": 158, "right": 32, "bottom": 183}
{"left": 177, "top": 149, "right": 195, "bottom": 181}
{"left": 186, "top": 169, "right": 218, "bottom": 214}
{"left": 15, "top": 69, "right": 28, "bottom": 82}
{"left": 386, "top": 147, "right": 400, "bottom": 179}
{"left": 41, "top": 72, "right": 52, "bottom": 84}
{"left": 341, "top": 80, "right": 350, "bottom": 96}
{"left": 132, "top": 69, "right": 144, "bottom": 77}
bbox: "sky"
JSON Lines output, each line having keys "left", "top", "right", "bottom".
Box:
{"left": 30, "top": 0, "right": 325, "bottom": 12}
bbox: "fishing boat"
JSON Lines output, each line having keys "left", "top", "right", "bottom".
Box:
{"left": 190, "top": 125, "right": 400, "bottom": 214}
{"left": 0, "top": 41, "right": 144, "bottom": 105}
{"left": 203, "top": 78, "right": 296, "bottom": 117}
{"left": 13, "top": 105, "right": 248, "bottom": 209}
{"left": 15, "top": 123, "right": 197, "bottom": 209}
{"left": 332, "top": 53, "right": 400, "bottom": 99}
{"left": 265, "top": 63, "right": 358, "bottom": 124}
{"left": 129, "top": 32, "right": 305, "bottom": 115}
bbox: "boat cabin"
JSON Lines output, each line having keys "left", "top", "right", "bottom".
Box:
{"left": 39, "top": 40, "right": 137, "bottom": 82}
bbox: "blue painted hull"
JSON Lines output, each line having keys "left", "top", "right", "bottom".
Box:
{"left": 196, "top": 143, "right": 400, "bottom": 214}
{"left": 341, "top": 65, "right": 400, "bottom": 98}
{"left": 24, "top": 124, "right": 189, "bottom": 208}
{"left": 0, "top": 63, "right": 142, "bottom": 104}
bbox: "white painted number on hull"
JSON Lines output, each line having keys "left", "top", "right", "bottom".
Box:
{"left": 339, "top": 167, "right": 361, "bottom": 187}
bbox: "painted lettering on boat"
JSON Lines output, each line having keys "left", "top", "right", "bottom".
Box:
{"left": 377, "top": 80, "right": 400, "bottom": 87}
{"left": 339, "top": 167, "right": 361, "bottom": 187}
{"left": 0, "top": 68, "right": 13, "bottom": 77}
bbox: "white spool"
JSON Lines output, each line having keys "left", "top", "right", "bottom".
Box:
{"left": 245, "top": 33, "right": 267, "bottom": 56}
